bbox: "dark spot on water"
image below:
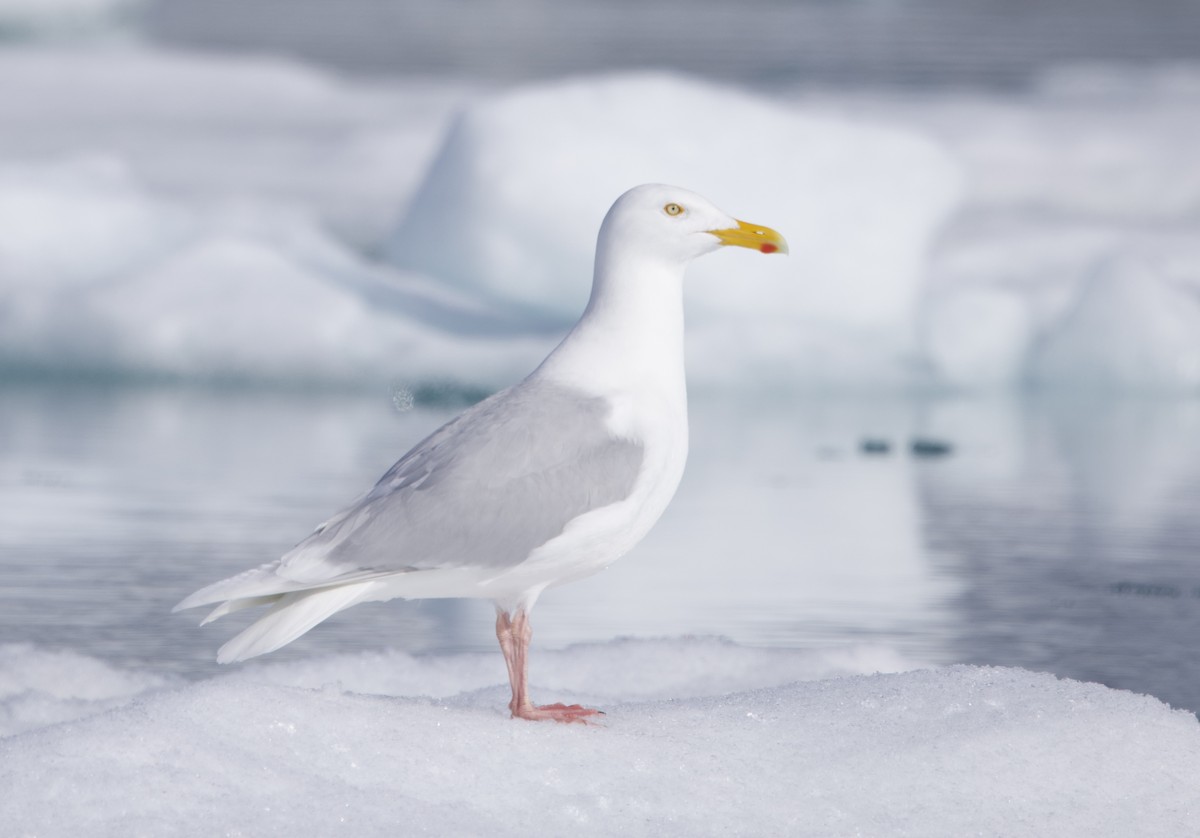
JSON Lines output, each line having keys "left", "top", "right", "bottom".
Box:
{"left": 409, "top": 381, "right": 492, "bottom": 408}
{"left": 911, "top": 438, "right": 954, "bottom": 458}
{"left": 860, "top": 438, "right": 892, "bottom": 455}
{"left": 1110, "top": 581, "right": 1193, "bottom": 599}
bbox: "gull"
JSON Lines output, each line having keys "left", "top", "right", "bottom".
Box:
{"left": 175, "top": 184, "right": 787, "bottom": 722}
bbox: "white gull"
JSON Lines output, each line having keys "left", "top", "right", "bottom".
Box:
{"left": 175, "top": 183, "right": 787, "bottom": 722}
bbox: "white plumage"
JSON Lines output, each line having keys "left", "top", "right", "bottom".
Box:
{"left": 175, "top": 183, "right": 786, "bottom": 721}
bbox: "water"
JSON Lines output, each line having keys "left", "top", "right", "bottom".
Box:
{"left": 3, "top": 383, "right": 1199, "bottom": 711}
{"left": 921, "top": 396, "right": 1200, "bottom": 711}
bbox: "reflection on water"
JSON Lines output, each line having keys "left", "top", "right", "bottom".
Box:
{"left": 920, "top": 396, "right": 1200, "bottom": 713}
{"left": 2, "top": 384, "right": 1198, "bottom": 711}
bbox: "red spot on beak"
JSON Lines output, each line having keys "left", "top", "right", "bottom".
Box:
{"left": 760, "top": 243, "right": 778, "bottom": 254}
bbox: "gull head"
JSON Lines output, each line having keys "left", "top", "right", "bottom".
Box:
{"left": 597, "top": 184, "right": 788, "bottom": 270}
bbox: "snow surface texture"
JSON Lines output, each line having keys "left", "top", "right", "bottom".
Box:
{"left": 4, "top": 47, "right": 1199, "bottom": 392}
{"left": 2, "top": 640, "right": 1198, "bottom": 836}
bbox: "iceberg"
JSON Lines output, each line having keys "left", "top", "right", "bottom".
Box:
{"left": 0, "top": 156, "right": 550, "bottom": 386}
{"left": 1030, "top": 257, "right": 1200, "bottom": 391}
{"left": 392, "top": 73, "right": 962, "bottom": 389}
{"left": 3, "top": 47, "right": 1200, "bottom": 392}
{"left": 906, "top": 66, "right": 1200, "bottom": 394}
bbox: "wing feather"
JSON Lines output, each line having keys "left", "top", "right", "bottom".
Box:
{"left": 175, "top": 378, "right": 644, "bottom": 611}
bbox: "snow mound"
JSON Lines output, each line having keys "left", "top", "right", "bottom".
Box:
{"left": 2, "top": 641, "right": 1196, "bottom": 836}
{"left": 0, "top": 644, "right": 174, "bottom": 737}
{"left": 392, "top": 73, "right": 961, "bottom": 388}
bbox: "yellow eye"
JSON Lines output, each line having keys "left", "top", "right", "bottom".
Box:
{"left": 663, "top": 202, "right": 684, "bottom": 216}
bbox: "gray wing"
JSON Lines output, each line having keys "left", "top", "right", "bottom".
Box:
{"left": 274, "top": 377, "right": 644, "bottom": 586}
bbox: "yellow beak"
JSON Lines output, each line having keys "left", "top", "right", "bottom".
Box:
{"left": 709, "top": 219, "right": 789, "bottom": 255}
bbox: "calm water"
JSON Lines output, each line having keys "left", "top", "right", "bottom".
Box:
{"left": 2, "top": 383, "right": 1199, "bottom": 711}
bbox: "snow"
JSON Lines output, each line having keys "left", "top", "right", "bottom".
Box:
{"left": 0, "top": 643, "right": 176, "bottom": 737}
{"left": 2, "top": 640, "right": 1197, "bottom": 836}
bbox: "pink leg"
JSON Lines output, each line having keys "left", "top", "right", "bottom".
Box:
{"left": 495, "top": 609, "right": 603, "bottom": 724}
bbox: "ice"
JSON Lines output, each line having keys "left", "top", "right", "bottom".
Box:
{"left": 392, "top": 72, "right": 962, "bottom": 388}
{"left": 2, "top": 640, "right": 1198, "bottom": 836}
{"left": 920, "top": 218, "right": 1200, "bottom": 391}
{"left": 83, "top": 232, "right": 540, "bottom": 385}
{"left": 0, "top": 156, "right": 189, "bottom": 291}
{"left": 3, "top": 47, "right": 1200, "bottom": 392}
{"left": 0, "top": 155, "right": 549, "bottom": 386}
{"left": 0, "top": 47, "right": 469, "bottom": 246}
{"left": 882, "top": 68, "right": 1200, "bottom": 393}
{"left": 1029, "top": 257, "right": 1200, "bottom": 391}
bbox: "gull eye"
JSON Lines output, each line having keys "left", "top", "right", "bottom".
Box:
{"left": 663, "top": 202, "right": 684, "bottom": 217}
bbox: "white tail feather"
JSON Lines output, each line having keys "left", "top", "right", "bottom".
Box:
{"left": 201, "top": 595, "right": 283, "bottom": 626}
{"left": 216, "top": 581, "right": 376, "bottom": 664}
